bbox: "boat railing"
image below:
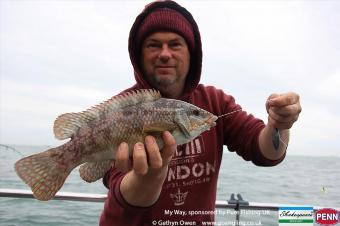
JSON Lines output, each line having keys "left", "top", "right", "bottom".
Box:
{"left": 1, "top": 188, "right": 339, "bottom": 212}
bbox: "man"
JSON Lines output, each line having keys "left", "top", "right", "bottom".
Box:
{"left": 100, "top": 1, "right": 301, "bottom": 225}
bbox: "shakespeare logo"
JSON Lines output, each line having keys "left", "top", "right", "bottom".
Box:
{"left": 279, "top": 207, "right": 314, "bottom": 225}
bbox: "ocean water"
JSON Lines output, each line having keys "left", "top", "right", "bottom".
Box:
{"left": 0, "top": 145, "right": 339, "bottom": 226}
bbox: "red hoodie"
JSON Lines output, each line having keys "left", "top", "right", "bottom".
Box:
{"left": 100, "top": 1, "right": 285, "bottom": 225}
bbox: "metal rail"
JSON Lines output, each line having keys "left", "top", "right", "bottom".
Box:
{"left": 0, "top": 188, "right": 106, "bottom": 202}
{"left": 1, "top": 188, "right": 339, "bottom": 212}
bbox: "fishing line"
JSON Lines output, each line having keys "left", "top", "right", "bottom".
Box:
{"left": 0, "top": 144, "right": 24, "bottom": 157}
{"left": 280, "top": 135, "right": 288, "bottom": 149}
{"left": 275, "top": 129, "right": 289, "bottom": 150}
{"left": 217, "top": 109, "right": 288, "bottom": 150}
{"left": 217, "top": 109, "right": 243, "bottom": 119}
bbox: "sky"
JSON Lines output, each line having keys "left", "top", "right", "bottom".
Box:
{"left": 0, "top": 0, "right": 339, "bottom": 156}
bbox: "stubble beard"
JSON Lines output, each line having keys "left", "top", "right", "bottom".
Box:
{"left": 151, "top": 73, "right": 186, "bottom": 98}
{"left": 154, "top": 73, "right": 177, "bottom": 87}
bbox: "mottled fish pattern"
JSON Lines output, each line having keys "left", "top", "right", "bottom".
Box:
{"left": 15, "top": 89, "right": 217, "bottom": 201}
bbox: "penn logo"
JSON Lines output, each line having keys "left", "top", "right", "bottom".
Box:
{"left": 315, "top": 208, "right": 339, "bottom": 225}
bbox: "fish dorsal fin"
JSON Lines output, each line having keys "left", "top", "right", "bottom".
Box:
{"left": 53, "top": 89, "right": 161, "bottom": 140}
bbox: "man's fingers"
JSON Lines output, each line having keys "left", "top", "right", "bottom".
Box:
{"left": 145, "top": 136, "right": 162, "bottom": 169}
{"left": 268, "top": 116, "right": 296, "bottom": 129}
{"left": 266, "top": 93, "right": 279, "bottom": 113}
{"left": 267, "top": 92, "right": 300, "bottom": 107}
{"left": 269, "top": 109, "right": 298, "bottom": 123}
{"left": 133, "top": 142, "right": 148, "bottom": 175}
{"left": 161, "top": 131, "right": 177, "bottom": 165}
{"left": 116, "top": 132, "right": 176, "bottom": 175}
{"left": 269, "top": 104, "right": 301, "bottom": 118}
{"left": 115, "top": 142, "right": 130, "bottom": 173}
{"left": 266, "top": 91, "right": 301, "bottom": 130}
{"left": 268, "top": 109, "right": 293, "bottom": 123}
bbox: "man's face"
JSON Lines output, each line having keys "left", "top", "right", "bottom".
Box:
{"left": 141, "top": 32, "right": 190, "bottom": 98}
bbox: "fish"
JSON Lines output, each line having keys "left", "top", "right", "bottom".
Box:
{"left": 14, "top": 89, "right": 218, "bottom": 201}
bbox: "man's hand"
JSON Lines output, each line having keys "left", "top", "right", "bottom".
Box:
{"left": 115, "top": 131, "right": 176, "bottom": 207}
{"left": 265, "top": 92, "right": 302, "bottom": 129}
{"left": 259, "top": 92, "right": 302, "bottom": 160}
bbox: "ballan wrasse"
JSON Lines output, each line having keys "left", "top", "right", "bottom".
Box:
{"left": 15, "top": 89, "right": 218, "bottom": 201}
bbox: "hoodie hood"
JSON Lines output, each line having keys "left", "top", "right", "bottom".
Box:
{"left": 128, "top": 0, "right": 202, "bottom": 100}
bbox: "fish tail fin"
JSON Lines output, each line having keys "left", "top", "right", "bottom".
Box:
{"left": 15, "top": 147, "right": 75, "bottom": 201}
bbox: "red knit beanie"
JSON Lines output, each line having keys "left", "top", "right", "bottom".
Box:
{"left": 136, "top": 7, "right": 195, "bottom": 50}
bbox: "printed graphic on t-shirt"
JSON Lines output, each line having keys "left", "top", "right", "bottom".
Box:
{"left": 165, "top": 136, "right": 216, "bottom": 206}
{"left": 170, "top": 188, "right": 189, "bottom": 206}
{"left": 172, "top": 136, "right": 204, "bottom": 160}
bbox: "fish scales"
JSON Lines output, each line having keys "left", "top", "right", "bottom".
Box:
{"left": 15, "top": 89, "right": 217, "bottom": 201}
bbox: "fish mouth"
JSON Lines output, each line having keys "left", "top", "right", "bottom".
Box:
{"left": 206, "top": 115, "right": 218, "bottom": 127}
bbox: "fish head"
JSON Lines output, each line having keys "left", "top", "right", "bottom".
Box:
{"left": 185, "top": 105, "right": 218, "bottom": 137}
{"left": 173, "top": 103, "right": 217, "bottom": 145}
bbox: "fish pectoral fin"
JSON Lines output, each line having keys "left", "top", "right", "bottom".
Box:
{"left": 175, "top": 121, "right": 191, "bottom": 138}
{"left": 174, "top": 112, "right": 191, "bottom": 138}
{"left": 79, "top": 160, "right": 113, "bottom": 183}
{"left": 143, "top": 122, "right": 177, "bottom": 134}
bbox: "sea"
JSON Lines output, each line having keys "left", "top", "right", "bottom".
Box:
{"left": 0, "top": 145, "right": 339, "bottom": 226}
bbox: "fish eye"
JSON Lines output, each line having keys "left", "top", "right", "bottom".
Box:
{"left": 193, "top": 109, "right": 200, "bottom": 116}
